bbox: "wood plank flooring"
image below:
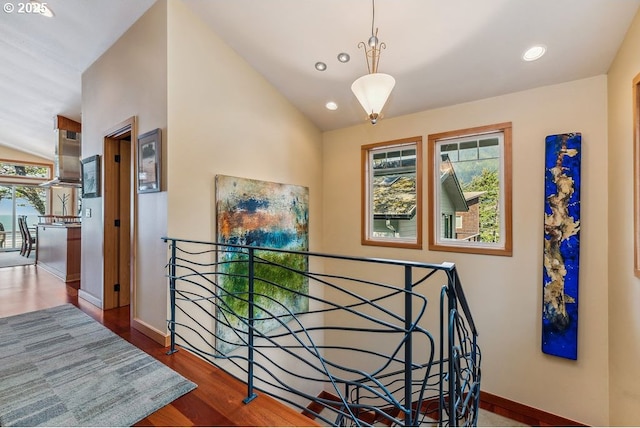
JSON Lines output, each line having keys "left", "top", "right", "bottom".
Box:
{"left": 0, "top": 264, "right": 318, "bottom": 427}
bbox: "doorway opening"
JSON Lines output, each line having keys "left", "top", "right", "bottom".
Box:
{"left": 103, "top": 117, "right": 136, "bottom": 310}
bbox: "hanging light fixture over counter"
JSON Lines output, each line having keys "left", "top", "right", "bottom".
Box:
{"left": 351, "top": 0, "right": 395, "bottom": 125}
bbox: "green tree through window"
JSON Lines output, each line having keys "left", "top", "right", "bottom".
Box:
{"left": 16, "top": 187, "right": 46, "bottom": 215}
{"left": 463, "top": 169, "right": 499, "bottom": 242}
{"left": 0, "top": 162, "right": 50, "bottom": 179}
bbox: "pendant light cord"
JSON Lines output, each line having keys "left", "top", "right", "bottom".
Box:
{"left": 371, "top": 0, "right": 376, "bottom": 36}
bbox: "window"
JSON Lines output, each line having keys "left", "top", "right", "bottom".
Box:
{"left": 362, "top": 137, "right": 422, "bottom": 249}
{"left": 455, "top": 215, "right": 463, "bottom": 229}
{"left": 428, "top": 123, "right": 512, "bottom": 256}
{"left": 0, "top": 159, "right": 52, "bottom": 181}
{"left": 0, "top": 184, "right": 47, "bottom": 251}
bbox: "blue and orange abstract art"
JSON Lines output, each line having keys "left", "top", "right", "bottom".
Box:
{"left": 542, "top": 133, "right": 581, "bottom": 360}
{"left": 215, "top": 175, "right": 309, "bottom": 354}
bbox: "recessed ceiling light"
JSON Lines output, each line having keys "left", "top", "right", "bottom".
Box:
{"left": 523, "top": 45, "right": 546, "bottom": 61}
{"left": 325, "top": 101, "right": 338, "bottom": 111}
{"left": 315, "top": 62, "right": 327, "bottom": 71}
{"left": 337, "top": 53, "right": 350, "bottom": 63}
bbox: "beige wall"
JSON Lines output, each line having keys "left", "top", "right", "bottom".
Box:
{"left": 81, "top": 1, "right": 168, "bottom": 330}
{"left": 323, "top": 76, "right": 609, "bottom": 425}
{"left": 166, "top": 1, "right": 323, "bottom": 246}
{"left": 607, "top": 8, "right": 640, "bottom": 426}
{"left": 0, "top": 146, "right": 51, "bottom": 164}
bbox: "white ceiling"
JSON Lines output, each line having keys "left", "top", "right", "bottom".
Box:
{"left": 1, "top": 0, "right": 639, "bottom": 160}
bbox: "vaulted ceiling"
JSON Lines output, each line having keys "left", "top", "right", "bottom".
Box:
{"left": 1, "top": 0, "right": 639, "bottom": 159}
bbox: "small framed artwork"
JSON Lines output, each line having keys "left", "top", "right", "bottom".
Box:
{"left": 81, "top": 155, "right": 101, "bottom": 198}
{"left": 137, "top": 128, "right": 162, "bottom": 193}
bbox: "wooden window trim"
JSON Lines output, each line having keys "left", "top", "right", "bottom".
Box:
{"left": 428, "top": 122, "right": 513, "bottom": 256}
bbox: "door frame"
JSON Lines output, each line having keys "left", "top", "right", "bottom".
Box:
{"left": 102, "top": 117, "right": 137, "bottom": 315}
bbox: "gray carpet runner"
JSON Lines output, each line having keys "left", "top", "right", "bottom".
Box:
{"left": 0, "top": 304, "right": 196, "bottom": 426}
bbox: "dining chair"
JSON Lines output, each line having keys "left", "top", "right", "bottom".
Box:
{"left": 18, "top": 217, "right": 27, "bottom": 256}
{"left": 18, "top": 216, "right": 36, "bottom": 257}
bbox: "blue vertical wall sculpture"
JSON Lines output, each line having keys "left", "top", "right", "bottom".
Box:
{"left": 542, "top": 133, "right": 581, "bottom": 360}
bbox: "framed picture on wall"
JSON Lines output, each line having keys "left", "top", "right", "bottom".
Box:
{"left": 81, "top": 155, "right": 100, "bottom": 198}
{"left": 137, "top": 128, "right": 161, "bottom": 193}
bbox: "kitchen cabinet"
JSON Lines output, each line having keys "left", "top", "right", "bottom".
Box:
{"left": 37, "top": 223, "right": 81, "bottom": 282}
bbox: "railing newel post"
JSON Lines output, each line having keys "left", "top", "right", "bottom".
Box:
{"left": 439, "top": 286, "right": 446, "bottom": 425}
{"left": 448, "top": 270, "right": 457, "bottom": 427}
{"left": 167, "top": 238, "right": 178, "bottom": 355}
{"left": 243, "top": 247, "right": 258, "bottom": 404}
{"left": 404, "top": 265, "right": 413, "bottom": 426}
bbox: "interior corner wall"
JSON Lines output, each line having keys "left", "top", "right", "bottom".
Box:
{"left": 81, "top": 0, "right": 168, "bottom": 331}
{"left": 165, "top": 0, "right": 324, "bottom": 403}
{"left": 607, "top": 7, "right": 640, "bottom": 426}
{"left": 322, "top": 76, "right": 609, "bottom": 426}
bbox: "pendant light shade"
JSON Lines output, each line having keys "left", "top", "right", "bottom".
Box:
{"left": 351, "top": 73, "right": 395, "bottom": 124}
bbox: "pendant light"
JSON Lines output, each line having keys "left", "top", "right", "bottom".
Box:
{"left": 351, "top": 0, "right": 395, "bottom": 124}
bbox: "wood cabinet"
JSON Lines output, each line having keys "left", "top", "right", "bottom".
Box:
{"left": 37, "top": 224, "right": 81, "bottom": 282}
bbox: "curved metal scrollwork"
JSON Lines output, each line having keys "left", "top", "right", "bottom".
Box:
{"left": 163, "top": 238, "right": 480, "bottom": 427}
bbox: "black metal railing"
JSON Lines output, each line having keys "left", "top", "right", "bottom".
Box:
{"left": 163, "top": 237, "right": 480, "bottom": 427}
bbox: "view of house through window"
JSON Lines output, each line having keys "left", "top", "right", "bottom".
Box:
{"left": 362, "top": 137, "right": 422, "bottom": 249}
{"left": 428, "top": 123, "right": 512, "bottom": 256}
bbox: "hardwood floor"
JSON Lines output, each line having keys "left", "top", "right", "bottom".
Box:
{"left": 0, "top": 264, "right": 318, "bottom": 427}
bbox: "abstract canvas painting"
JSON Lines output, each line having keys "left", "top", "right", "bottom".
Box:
{"left": 542, "top": 133, "right": 581, "bottom": 360}
{"left": 215, "top": 175, "right": 309, "bottom": 354}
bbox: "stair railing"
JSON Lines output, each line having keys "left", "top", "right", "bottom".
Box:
{"left": 163, "top": 237, "right": 480, "bottom": 426}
